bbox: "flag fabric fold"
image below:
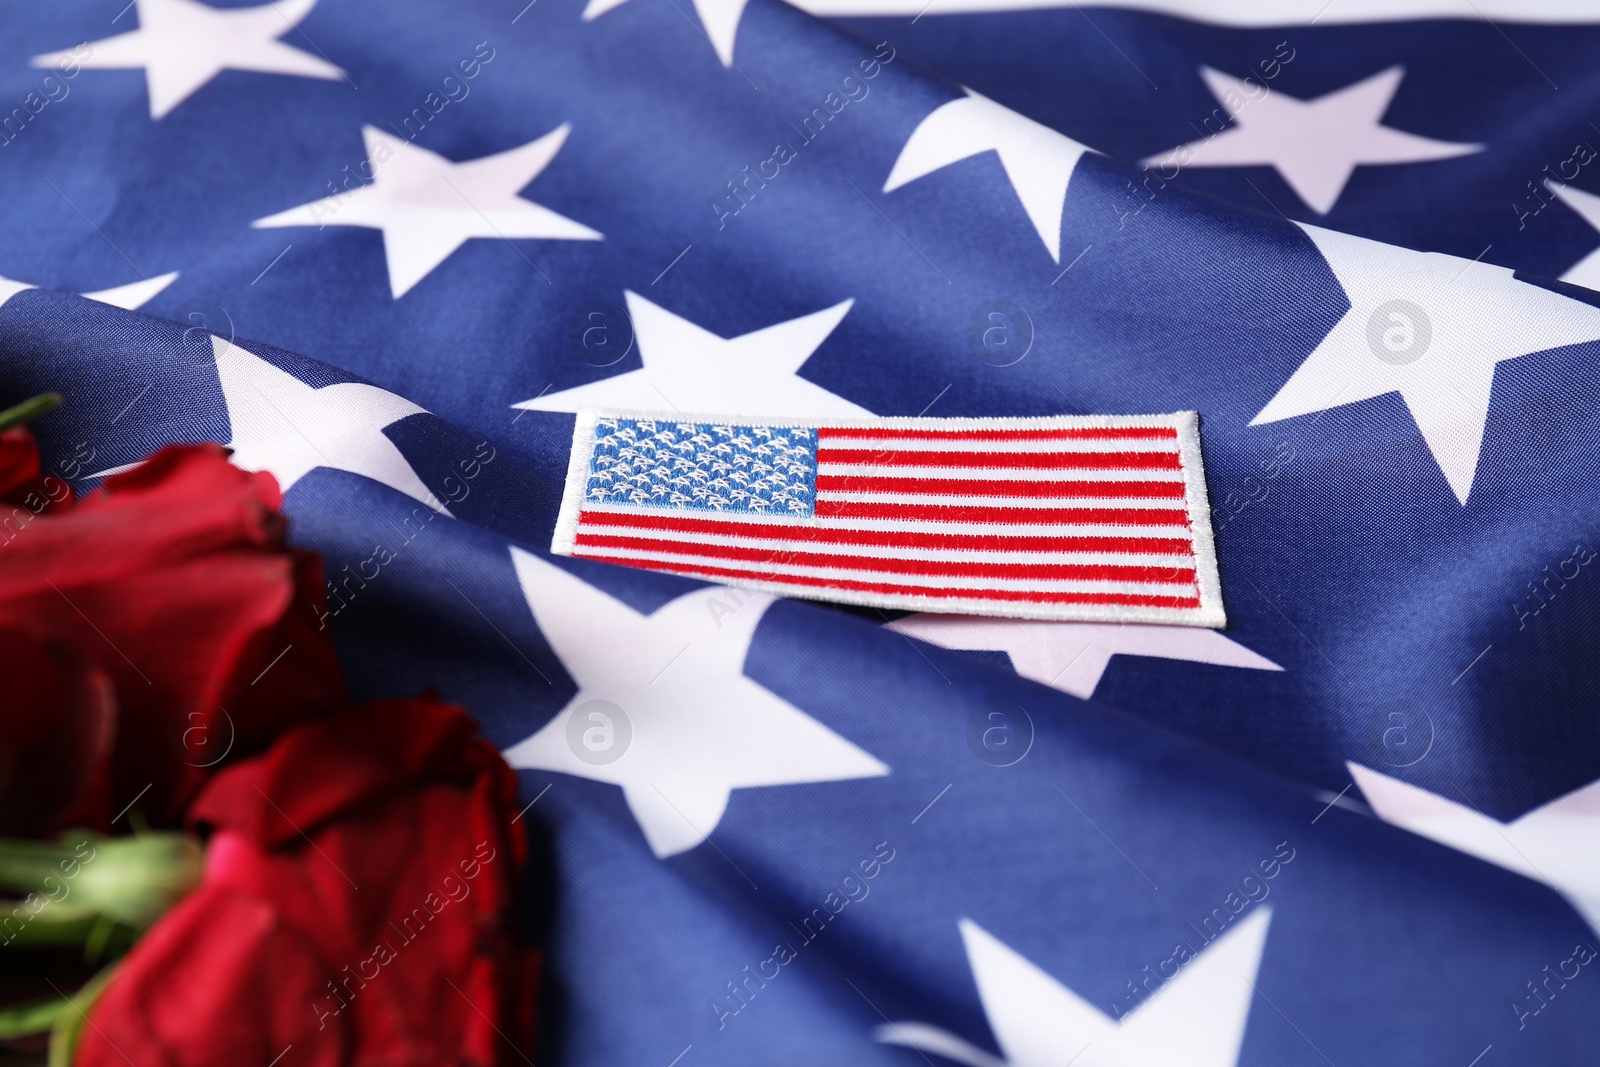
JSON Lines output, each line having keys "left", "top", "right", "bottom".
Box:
{"left": 3, "top": 0, "right": 1600, "bottom": 1062}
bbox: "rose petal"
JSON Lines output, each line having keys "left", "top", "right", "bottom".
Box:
{"left": 0, "top": 630, "right": 115, "bottom": 836}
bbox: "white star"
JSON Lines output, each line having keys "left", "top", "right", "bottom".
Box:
{"left": 1145, "top": 67, "right": 1481, "bottom": 214}
{"left": 885, "top": 90, "right": 1091, "bottom": 261}
{"left": 1350, "top": 763, "right": 1600, "bottom": 936}
{"left": 875, "top": 910, "right": 1271, "bottom": 1067}
{"left": 1546, "top": 181, "right": 1600, "bottom": 291}
{"left": 1251, "top": 223, "right": 1600, "bottom": 505}
{"left": 212, "top": 335, "right": 444, "bottom": 510}
{"left": 502, "top": 550, "right": 889, "bottom": 858}
{"left": 0, "top": 271, "right": 178, "bottom": 310}
{"left": 884, "top": 615, "right": 1281, "bottom": 700}
{"left": 34, "top": 0, "right": 344, "bottom": 120}
{"left": 583, "top": 0, "right": 750, "bottom": 67}
{"left": 253, "top": 125, "right": 600, "bottom": 298}
{"left": 515, "top": 290, "right": 868, "bottom": 417}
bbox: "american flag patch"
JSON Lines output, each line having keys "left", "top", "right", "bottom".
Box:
{"left": 552, "top": 409, "right": 1225, "bottom": 627}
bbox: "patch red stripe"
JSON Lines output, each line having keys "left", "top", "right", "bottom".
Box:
{"left": 570, "top": 551, "right": 1205, "bottom": 608}
{"left": 817, "top": 448, "right": 1182, "bottom": 470}
{"left": 577, "top": 510, "right": 1194, "bottom": 555}
{"left": 816, "top": 426, "right": 1178, "bottom": 442}
{"left": 572, "top": 533, "right": 1199, "bottom": 585}
{"left": 812, "top": 500, "right": 1192, "bottom": 526}
{"left": 814, "top": 475, "right": 1187, "bottom": 499}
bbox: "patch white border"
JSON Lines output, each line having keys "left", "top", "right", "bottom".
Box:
{"left": 791, "top": 0, "right": 1593, "bottom": 25}
{"left": 553, "top": 407, "right": 1226, "bottom": 628}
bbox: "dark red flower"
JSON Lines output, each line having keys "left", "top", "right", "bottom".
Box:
{"left": 74, "top": 697, "right": 538, "bottom": 1067}
{"left": 0, "top": 424, "right": 71, "bottom": 510}
{"left": 0, "top": 444, "right": 344, "bottom": 833}
{"left": 0, "top": 630, "right": 114, "bottom": 837}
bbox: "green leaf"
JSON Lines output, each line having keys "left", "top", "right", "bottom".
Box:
{"left": 0, "top": 393, "right": 62, "bottom": 433}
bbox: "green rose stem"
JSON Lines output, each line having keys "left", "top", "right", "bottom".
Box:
{"left": 0, "top": 832, "right": 203, "bottom": 1047}
{"left": 0, "top": 832, "right": 204, "bottom": 930}
{"left": 0, "top": 392, "right": 63, "bottom": 433}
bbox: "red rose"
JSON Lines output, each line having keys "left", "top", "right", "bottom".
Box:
{"left": 0, "top": 442, "right": 343, "bottom": 835}
{"left": 0, "top": 424, "right": 72, "bottom": 511}
{"left": 74, "top": 697, "right": 538, "bottom": 1067}
{"left": 0, "top": 631, "right": 114, "bottom": 838}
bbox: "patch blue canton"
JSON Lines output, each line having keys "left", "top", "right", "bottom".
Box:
{"left": 583, "top": 417, "right": 817, "bottom": 515}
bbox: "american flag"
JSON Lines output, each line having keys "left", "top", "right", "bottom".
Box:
{"left": 554, "top": 410, "right": 1225, "bottom": 624}
{"left": 6, "top": 0, "right": 1600, "bottom": 1062}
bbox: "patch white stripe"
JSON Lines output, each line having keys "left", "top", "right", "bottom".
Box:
{"left": 570, "top": 546, "right": 1197, "bottom": 593}
{"left": 818, "top": 463, "right": 1188, "bottom": 481}
{"left": 572, "top": 526, "right": 1195, "bottom": 566}
{"left": 814, "top": 490, "right": 1186, "bottom": 509}
{"left": 577, "top": 511, "right": 1186, "bottom": 538}
{"left": 815, "top": 437, "right": 1179, "bottom": 454}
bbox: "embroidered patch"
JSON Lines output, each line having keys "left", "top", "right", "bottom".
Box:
{"left": 552, "top": 408, "right": 1225, "bottom": 627}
